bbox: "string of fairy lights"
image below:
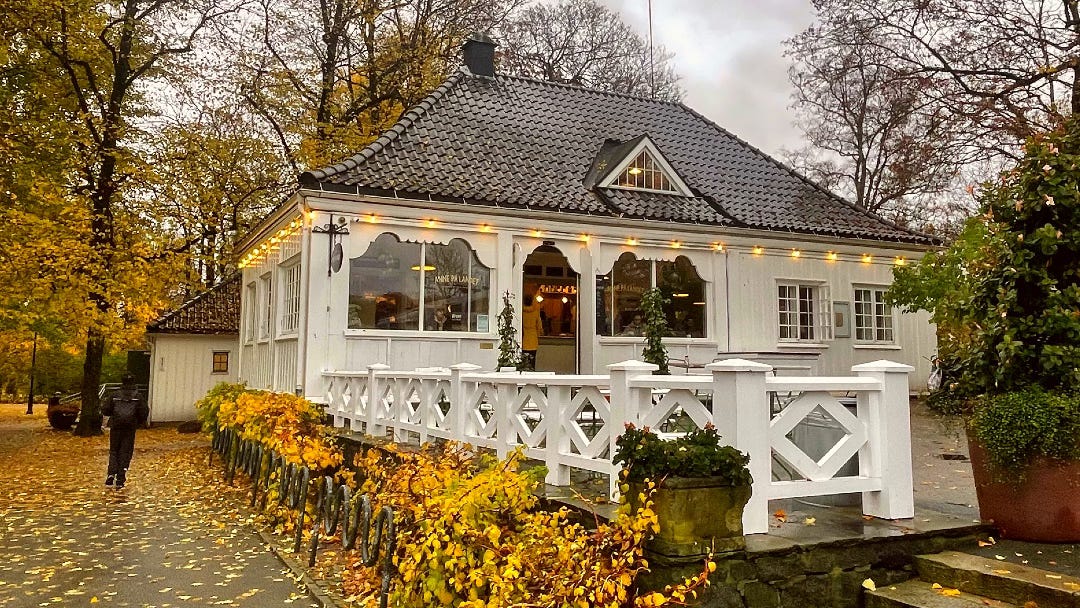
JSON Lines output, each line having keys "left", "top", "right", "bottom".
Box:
{"left": 236, "top": 213, "right": 910, "bottom": 270}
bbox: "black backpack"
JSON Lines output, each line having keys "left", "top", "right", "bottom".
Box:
{"left": 109, "top": 393, "right": 141, "bottom": 428}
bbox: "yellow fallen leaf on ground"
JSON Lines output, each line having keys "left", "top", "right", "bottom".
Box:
{"left": 862, "top": 579, "right": 876, "bottom": 591}
{"left": 804, "top": 517, "right": 816, "bottom": 526}
{"left": 940, "top": 588, "right": 960, "bottom": 596}
{"left": 931, "top": 583, "right": 942, "bottom": 589}
{"left": 90, "top": 598, "right": 99, "bottom": 604}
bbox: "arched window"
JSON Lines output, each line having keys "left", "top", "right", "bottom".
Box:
{"left": 348, "top": 234, "right": 491, "bottom": 331}
{"left": 596, "top": 253, "right": 706, "bottom": 338}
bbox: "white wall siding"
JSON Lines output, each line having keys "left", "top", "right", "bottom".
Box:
{"left": 149, "top": 334, "right": 239, "bottom": 422}
{"left": 237, "top": 199, "right": 939, "bottom": 400}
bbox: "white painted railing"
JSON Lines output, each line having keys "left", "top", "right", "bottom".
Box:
{"left": 321, "top": 359, "right": 914, "bottom": 535}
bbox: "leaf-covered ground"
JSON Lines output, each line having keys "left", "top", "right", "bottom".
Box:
{"left": 0, "top": 404, "right": 317, "bottom": 607}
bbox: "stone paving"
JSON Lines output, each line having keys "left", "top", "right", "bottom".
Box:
{"left": 0, "top": 396, "right": 1070, "bottom": 608}
{"left": 0, "top": 404, "right": 317, "bottom": 608}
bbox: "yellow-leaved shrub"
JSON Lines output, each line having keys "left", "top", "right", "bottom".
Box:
{"left": 196, "top": 383, "right": 342, "bottom": 472}
{"left": 342, "top": 443, "right": 712, "bottom": 607}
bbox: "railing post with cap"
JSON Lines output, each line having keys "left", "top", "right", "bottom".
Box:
{"left": 852, "top": 360, "right": 915, "bottom": 520}
{"left": 449, "top": 363, "right": 482, "bottom": 444}
{"left": 706, "top": 358, "right": 772, "bottom": 535}
{"left": 606, "top": 360, "right": 658, "bottom": 500}
{"left": 366, "top": 363, "right": 390, "bottom": 437}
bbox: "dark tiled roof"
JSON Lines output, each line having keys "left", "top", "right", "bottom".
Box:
{"left": 148, "top": 274, "right": 240, "bottom": 334}
{"left": 597, "top": 188, "right": 723, "bottom": 224}
{"left": 302, "top": 71, "right": 935, "bottom": 245}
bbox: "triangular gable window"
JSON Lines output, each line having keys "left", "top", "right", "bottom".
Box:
{"left": 599, "top": 138, "right": 691, "bottom": 196}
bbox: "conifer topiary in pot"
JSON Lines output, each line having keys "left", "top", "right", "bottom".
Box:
{"left": 614, "top": 423, "right": 752, "bottom": 559}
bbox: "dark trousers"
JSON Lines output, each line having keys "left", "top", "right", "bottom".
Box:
{"left": 107, "top": 426, "right": 137, "bottom": 479}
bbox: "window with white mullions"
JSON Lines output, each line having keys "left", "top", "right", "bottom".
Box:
{"left": 280, "top": 263, "right": 302, "bottom": 334}
{"left": 615, "top": 150, "right": 679, "bottom": 192}
{"left": 778, "top": 282, "right": 832, "bottom": 342}
{"left": 854, "top": 287, "right": 894, "bottom": 343}
{"left": 260, "top": 274, "right": 273, "bottom": 339}
{"left": 244, "top": 282, "right": 257, "bottom": 343}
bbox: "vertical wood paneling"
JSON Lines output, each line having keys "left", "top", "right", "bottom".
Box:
{"left": 149, "top": 335, "right": 239, "bottom": 422}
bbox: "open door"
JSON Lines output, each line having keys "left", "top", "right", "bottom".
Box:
{"left": 521, "top": 245, "right": 578, "bottom": 374}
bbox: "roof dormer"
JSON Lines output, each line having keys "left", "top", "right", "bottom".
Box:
{"left": 597, "top": 135, "right": 692, "bottom": 196}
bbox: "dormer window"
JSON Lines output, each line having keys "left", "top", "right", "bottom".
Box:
{"left": 597, "top": 135, "right": 692, "bottom": 196}
{"left": 616, "top": 150, "right": 679, "bottom": 192}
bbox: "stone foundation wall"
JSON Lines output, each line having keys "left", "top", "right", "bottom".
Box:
{"left": 639, "top": 529, "right": 987, "bottom": 608}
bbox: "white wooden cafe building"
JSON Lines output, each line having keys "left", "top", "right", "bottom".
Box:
{"left": 233, "top": 34, "right": 938, "bottom": 400}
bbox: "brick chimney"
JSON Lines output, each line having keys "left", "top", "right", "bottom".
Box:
{"left": 462, "top": 32, "right": 497, "bottom": 78}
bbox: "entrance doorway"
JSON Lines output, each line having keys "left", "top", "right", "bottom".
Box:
{"left": 521, "top": 245, "right": 578, "bottom": 374}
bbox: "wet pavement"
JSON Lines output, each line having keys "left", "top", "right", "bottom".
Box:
{"left": 0, "top": 404, "right": 317, "bottom": 608}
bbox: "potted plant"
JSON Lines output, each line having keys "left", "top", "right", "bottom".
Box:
{"left": 639, "top": 287, "right": 670, "bottom": 374}
{"left": 47, "top": 397, "right": 79, "bottom": 431}
{"left": 888, "top": 118, "right": 1080, "bottom": 541}
{"left": 614, "top": 423, "right": 752, "bottom": 558}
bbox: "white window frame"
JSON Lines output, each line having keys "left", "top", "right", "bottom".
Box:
{"left": 244, "top": 282, "right": 257, "bottom": 343}
{"left": 259, "top": 273, "right": 273, "bottom": 340}
{"left": 777, "top": 281, "right": 832, "bottom": 343}
{"left": 597, "top": 137, "right": 693, "bottom": 196}
{"left": 279, "top": 261, "right": 302, "bottom": 335}
{"left": 853, "top": 285, "right": 895, "bottom": 344}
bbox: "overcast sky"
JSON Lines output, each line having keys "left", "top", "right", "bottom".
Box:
{"left": 600, "top": 0, "right": 817, "bottom": 159}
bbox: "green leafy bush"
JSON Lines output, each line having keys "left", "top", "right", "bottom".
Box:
{"left": 614, "top": 423, "right": 752, "bottom": 486}
{"left": 971, "top": 388, "right": 1080, "bottom": 478}
{"left": 888, "top": 118, "right": 1080, "bottom": 473}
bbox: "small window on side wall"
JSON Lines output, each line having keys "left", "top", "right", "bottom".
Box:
{"left": 212, "top": 351, "right": 229, "bottom": 374}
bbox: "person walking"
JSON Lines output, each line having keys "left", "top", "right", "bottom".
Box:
{"left": 101, "top": 374, "right": 148, "bottom": 488}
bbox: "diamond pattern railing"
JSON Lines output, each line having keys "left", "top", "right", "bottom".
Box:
{"left": 321, "top": 358, "right": 914, "bottom": 535}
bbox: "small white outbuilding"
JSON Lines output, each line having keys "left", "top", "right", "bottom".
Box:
{"left": 146, "top": 275, "right": 240, "bottom": 422}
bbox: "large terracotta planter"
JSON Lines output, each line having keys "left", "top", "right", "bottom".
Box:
{"left": 968, "top": 435, "right": 1080, "bottom": 542}
{"left": 629, "top": 477, "right": 751, "bottom": 559}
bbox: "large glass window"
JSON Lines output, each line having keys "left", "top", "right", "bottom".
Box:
{"left": 596, "top": 252, "right": 706, "bottom": 338}
{"left": 778, "top": 282, "right": 832, "bottom": 342}
{"left": 854, "top": 287, "right": 894, "bottom": 343}
{"left": 348, "top": 233, "right": 490, "bottom": 331}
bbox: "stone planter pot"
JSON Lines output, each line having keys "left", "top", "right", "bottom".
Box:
{"left": 968, "top": 434, "right": 1080, "bottom": 542}
{"left": 629, "top": 477, "right": 751, "bottom": 559}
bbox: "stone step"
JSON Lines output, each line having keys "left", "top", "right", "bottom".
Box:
{"left": 866, "top": 579, "right": 1018, "bottom": 608}
{"left": 915, "top": 550, "right": 1080, "bottom": 608}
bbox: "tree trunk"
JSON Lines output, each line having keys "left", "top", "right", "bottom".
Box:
{"left": 1072, "top": 65, "right": 1080, "bottom": 116}
{"left": 73, "top": 329, "right": 105, "bottom": 436}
